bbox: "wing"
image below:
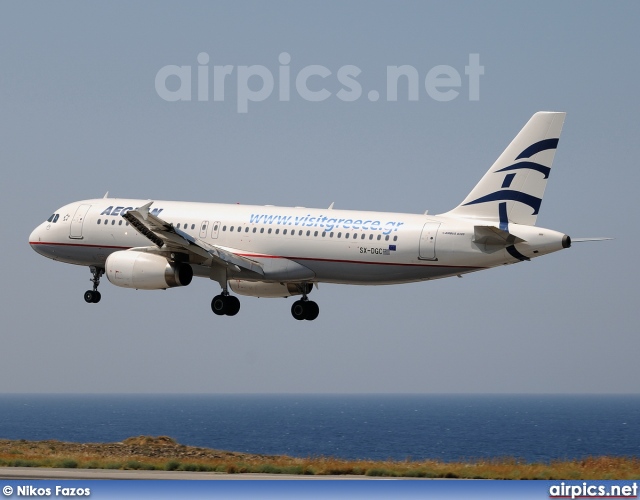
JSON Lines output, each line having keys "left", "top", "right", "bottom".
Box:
{"left": 122, "top": 201, "right": 264, "bottom": 276}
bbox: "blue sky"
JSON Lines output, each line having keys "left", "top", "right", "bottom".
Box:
{"left": 1, "top": 1, "right": 637, "bottom": 393}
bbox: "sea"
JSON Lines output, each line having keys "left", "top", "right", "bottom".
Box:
{"left": 0, "top": 394, "right": 638, "bottom": 463}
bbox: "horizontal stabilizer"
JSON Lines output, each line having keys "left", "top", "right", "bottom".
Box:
{"left": 473, "top": 225, "right": 526, "bottom": 247}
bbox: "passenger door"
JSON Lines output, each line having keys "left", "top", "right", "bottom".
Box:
{"left": 69, "top": 204, "right": 91, "bottom": 239}
{"left": 419, "top": 222, "right": 441, "bottom": 260}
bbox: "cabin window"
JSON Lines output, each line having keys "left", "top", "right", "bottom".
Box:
{"left": 104, "top": 219, "right": 108, "bottom": 225}
{"left": 393, "top": 236, "right": 398, "bottom": 241}
{"left": 222, "top": 226, "right": 227, "bottom": 231}
{"left": 369, "top": 234, "right": 373, "bottom": 240}
{"left": 330, "top": 232, "right": 334, "bottom": 238}
{"left": 283, "top": 229, "right": 288, "bottom": 235}
{"left": 275, "top": 229, "right": 279, "bottom": 234}
{"left": 192, "top": 224, "right": 196, "bottom": 230}
{"left": 119, "top": 220, "right": 123, "bottom": 226}
{"left": 177, "top": 223, "right": 181, "bottom": 229}
{"left": 111, "top": 220, "right": 115, "bottom": 225}
{"left": 260, "top": 228, "right": 265, "bottom": 233}
{"left": 230, "top": 226, "right": 234, "bottom": 231}
{"left": 361, "top": 234, "right": 365, "bottom": 240}
{"left": 253, "top": 227, "right": 257, "bottom": 233}
{"left": 314, "top": 231, "right": 318, "bottom": 237}
{"left": 97, "top": 219, "right": 101, "bottom": 224}
{"left": 306, "top": 230, "right": 310, "bottom": 236}
{"left": 245, "top": 227, "right": 249, "bottom": 232}
{"left": 385, "top": 235, "right": 389, "bottom": 241}
{"left": 237, "top": 226, "right": 242, "bottom": 232}
{"left": 268, "top": 228, "right": 272, "bottom": 234}
{"left": 377, "top": 235, "right": 381, "bottom": 240}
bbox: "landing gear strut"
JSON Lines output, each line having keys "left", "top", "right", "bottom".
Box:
{"left": 211, "top": 292, "right": 241, "bottom": 316}
{"left": 291, "top": 284, "right": 319, "bottom": 321}
{"left": 84, "top": 266, "right": 104, "bottom": 304}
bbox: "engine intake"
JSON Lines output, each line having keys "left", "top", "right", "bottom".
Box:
{"left": 106, "top": 251, "right": 193, "bottom": 290}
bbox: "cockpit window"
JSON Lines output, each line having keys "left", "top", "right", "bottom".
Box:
{"left": 53, "top": 214, "right": 59, "bottom": 223}
{"left": 47, "top": 214, "right": 60, "bottom": 223}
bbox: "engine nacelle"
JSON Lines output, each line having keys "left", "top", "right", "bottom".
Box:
{"left": 106, "top": 251, "right": 193, "bottom": 290}
{"left": 229, "top": 280, "right": 312, "bottom": 298}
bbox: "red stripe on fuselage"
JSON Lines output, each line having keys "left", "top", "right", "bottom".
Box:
{"left": 28, "top": 241, "right": 485, "bottom": 270}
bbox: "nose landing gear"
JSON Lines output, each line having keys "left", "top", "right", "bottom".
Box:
{"left": 84, "top": 266, "right": 104, "bottom": 304}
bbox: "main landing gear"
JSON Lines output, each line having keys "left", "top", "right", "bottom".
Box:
{"left": 211, "top": 293, "right": 241, "bottom": 316}
{"left": 290, "top": 285, "right": 319, "bottom": 321}
{"left": 291, "top": 298, "right": 319, "bottom": 321}
{"left": 84, "top": 266, "right": 104, "bottom": 304}
{"left": 209, "top": 283, "right": 320, "bottom": 321}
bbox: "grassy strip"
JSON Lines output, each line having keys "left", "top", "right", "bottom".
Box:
{"left": 1, "top": 455, "right": 638, "bottom": 479}
{"left": 0, "top": 438, "right": 638, "bottom": 479}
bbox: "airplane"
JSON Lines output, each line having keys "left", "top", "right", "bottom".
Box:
{"left": 28, "top": 111, "right": 605, "bottom": 321}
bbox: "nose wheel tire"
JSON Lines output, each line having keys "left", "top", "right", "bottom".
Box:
{"left": 291, "top": 300, "right": 319, "bottom": 321}
{"left": 211, "top": 295, "right": 241, "bottom": 316}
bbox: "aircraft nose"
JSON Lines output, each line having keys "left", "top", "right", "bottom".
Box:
{"left": 29, "top": 225, "right": 45, "bottom": 255}
{"left": 29, "top": 226, "right": 41, "bottom": 244}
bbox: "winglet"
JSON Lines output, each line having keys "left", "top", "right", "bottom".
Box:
{"left": 137, "top": 201, "right": 154, "bottom": 221}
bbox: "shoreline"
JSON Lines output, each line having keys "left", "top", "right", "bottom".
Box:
{"left": 1, "top": 436, "right": 638, "bottom": 480}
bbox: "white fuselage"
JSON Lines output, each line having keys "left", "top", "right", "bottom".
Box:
{"left": 26, "top": 112, "right": 575, "bottom": 320}
{"left": 29, "top": 198, "right": 568, "bottom": 286}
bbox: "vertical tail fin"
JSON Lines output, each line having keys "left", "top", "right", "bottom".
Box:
{"left": 442, "top": 112, "right": 566, "bottom": 226}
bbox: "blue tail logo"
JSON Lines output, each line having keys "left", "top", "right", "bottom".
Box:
{"left": 462, "top": 139, "right": 559, "bottom": 215}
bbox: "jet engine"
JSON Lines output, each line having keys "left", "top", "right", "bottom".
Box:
{"left": 105, "top": 251, "right": 193, "bottom": 290}
{"left": 229, "top": 280, "right": 312, "bottom": 298}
